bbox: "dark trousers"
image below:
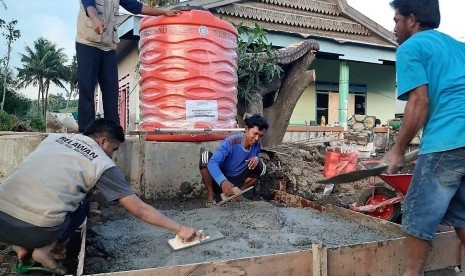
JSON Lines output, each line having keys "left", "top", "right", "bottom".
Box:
{"left": 0, "top": 199, "right": 89, "bottom": 248}
{"left": 76, "top": 42, "right": 120, "bottom": 132}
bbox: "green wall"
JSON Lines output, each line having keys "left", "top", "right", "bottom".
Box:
{"left": 289, "top": 84, "right": 316, "bottom": 125}
{"left": 289, "top": 59, "right": 396, "bottom": 126}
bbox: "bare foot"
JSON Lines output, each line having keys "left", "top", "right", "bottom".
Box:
{"left": 32, "top": 245, "right": 66, "bottom": 275}
{"left": 12, "top": 245, "right": 32, "bottom": 264}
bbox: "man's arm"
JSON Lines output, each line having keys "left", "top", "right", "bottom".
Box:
{"left": 140, "top": 5, "right": 181, "bottom": 16}
{"left": 385, "top": 85, "right": 429, "bottom": 173}
{"left": 119, "top": 194, "right": 196, "bottom": 241}
{"left": 119, "top": 0, "right": 181, "bottom": 16}
{"left": 207, "top": 143, "right": 230, "bottom": 185}
{"left": 81, "top": 0, "right": 106, "bottom": 35}
{"left": 96, "top": 168, "right": 196, "bottom": 241}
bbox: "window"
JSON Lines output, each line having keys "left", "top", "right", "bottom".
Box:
{"left": 316, "top": 82, "right": 367, "bottom": 125}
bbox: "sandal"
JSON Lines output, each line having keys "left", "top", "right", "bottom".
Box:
{"left": 14, "top": 261, "right": 66, "bottom": 275}
{"left": 14, "top": 261, "right": 38, "bottom": 274}
{"left": 27, "top": 264, "right": 67, "bottom": 275}
{"left": 205, "top": 198, "right": 216, "bottom": 207}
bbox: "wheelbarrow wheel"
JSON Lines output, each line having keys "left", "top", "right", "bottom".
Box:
{"left": 356, "top": 187, "right": 401, "bottom": 222}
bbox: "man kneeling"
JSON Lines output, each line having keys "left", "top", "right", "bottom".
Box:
{"left": 199, "top": 114, "right": 269, "bottom": 205}
{"left": 0, "top": 119, "right": 197, "bottom": 275}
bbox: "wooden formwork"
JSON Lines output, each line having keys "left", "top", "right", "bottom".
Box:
{"left": 80, "top": 191, "right": 463, "bottom": 276}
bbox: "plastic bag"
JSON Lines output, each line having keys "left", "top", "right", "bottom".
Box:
{"left": 323, "top": 147, "right": 358, "bottom": 178}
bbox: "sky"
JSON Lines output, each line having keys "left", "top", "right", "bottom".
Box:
{"left": 0, "top": 0, "right": 464, "bottom": 99}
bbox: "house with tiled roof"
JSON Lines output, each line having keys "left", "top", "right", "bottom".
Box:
{"left": 114, "top": 0, "right": 398, "bottom": 132}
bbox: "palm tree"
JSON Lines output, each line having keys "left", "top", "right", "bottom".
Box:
{"left": 17, "top": 38, "right": 68, "bottom": 119}
{"left": 65, "top": 55, "right": 78, "bottom": 111}
{"left": 43, "top": 49, "right": 68, "bottom": 116}
{"left": 0, "top": 0, "right": 7, "bottom": 10}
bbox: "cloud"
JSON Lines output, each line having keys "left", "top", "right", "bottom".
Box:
{"left": 1, "top": 0, "right": 79, "bottom": 99}
{"left": 32, "top": 14, "right": 77, "bottom": 63}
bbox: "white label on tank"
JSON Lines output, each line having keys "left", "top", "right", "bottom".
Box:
{"left": 199, "top": 26, "right": 208, "bottom": 36}
{"left": 186, "top": 100, "right": 218, "bottom": 122}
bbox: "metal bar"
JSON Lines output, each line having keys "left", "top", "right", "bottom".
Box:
{"left": 349, "top": 195, "right": 404, "bottom": 213}
{"left": 128, "top": 128, "right": 245, "bottom": 135}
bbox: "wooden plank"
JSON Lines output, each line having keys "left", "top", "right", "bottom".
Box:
{"left": 461, "top": 245, "right": 465, "bottom": 272}
{"left": 326, "top": 231, "right": 460, "bottom": 275}
{"left": 76, "top": 219, "right": 87, "bottom": 276}
{"left": 425, "top": 231, "right": 461, "bottom": 271}
{"left": 89, "top": 251, "right": 313, "bottom": 276}
{"left": 312, "top": 244, "right": 327, "bottom": 276}
{"left": 324, "top": 204, "right": 403, "bottom": 238}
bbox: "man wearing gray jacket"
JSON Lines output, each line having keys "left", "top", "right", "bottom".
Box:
{"left": 0, "top": 119, "right": 197, "bottom": 275}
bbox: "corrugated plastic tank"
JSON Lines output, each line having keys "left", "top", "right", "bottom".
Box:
{"left": 138, "top": 10, "right": 239, "bottom": 141}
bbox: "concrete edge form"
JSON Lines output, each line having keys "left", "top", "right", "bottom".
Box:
{"left": 83, "top": 232, "right": 461, "bottom": 275}
{"left": 76, "top": 219, "right": 87, "bottom": 276}
{"left": 80, "top": 192, "right": 464, "bottom": 275}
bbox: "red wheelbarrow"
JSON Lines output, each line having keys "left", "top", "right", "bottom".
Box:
{"left": 350, "top": 160, "right": 414, "bottom": 222}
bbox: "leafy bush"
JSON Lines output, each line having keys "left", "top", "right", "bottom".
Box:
{"left": 0, "top": 110, "right": 13, "bottom": 131}
{"left": 27, "top": 115, "right": 45, "bottom": 132}
{"left": 235, "top": 23, "right": 283, "bottom": 100}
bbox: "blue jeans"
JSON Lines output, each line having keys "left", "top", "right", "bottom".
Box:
{"left": 402, "top": 147, "right": 465, "bottom": 241}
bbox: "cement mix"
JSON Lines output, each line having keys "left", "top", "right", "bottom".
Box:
{"left": 85, "top": 201, "right": 395, "bottom": 274}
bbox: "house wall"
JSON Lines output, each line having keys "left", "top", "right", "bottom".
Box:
{"left": 117, "top": 48, "right": 140, "bottom": 132}
{"left": 289, "top": 59, "right": 396, "bottom": 126}
{"left": 289, "top": 84, "right": 316, "bottom": 125}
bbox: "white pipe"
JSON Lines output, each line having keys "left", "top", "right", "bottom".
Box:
{"left": 129, "top": 128, "right": 245, "bottom": 135}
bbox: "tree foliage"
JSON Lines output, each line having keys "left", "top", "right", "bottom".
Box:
{"left": 0, "top": 18, "right": 20, "bottom": 111}
{"left": 235, "top": 23, "right": 283, "bottom": 101}
{"left": 65, "top": 55, "right": 78, "bottom": 112}
{"left": 16, "top": 38, "right": 68, "bottom": 120}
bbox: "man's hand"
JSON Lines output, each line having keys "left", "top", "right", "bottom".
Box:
{"left": 86, "top": 6, "right": 106, "bottom": 35}
{"left": 90, "top": 17, "right": 106, "bottom": 35}
{"left": 176, "top": 225, "right": 197, "bottom": 242}
{"left": 383, "top": 147, "right": 406, "bottom": 174}
{"left": 164, "top": 10, "right": 181, "bottom": 17}
{"left": 246, "top": 156, "right": 259, "bottom": 170}
{"left": 221, "top": 180, "right": 234, "bottom": 196}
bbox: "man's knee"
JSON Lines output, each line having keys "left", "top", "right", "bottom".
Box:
{"left": 252, "top": 159, "right": 266, "bottom": 178}
{"left": 199, "top": 150, "right": 213, "bottom": 170}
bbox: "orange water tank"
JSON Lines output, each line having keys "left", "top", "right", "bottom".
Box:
{"left": 138, "top": 10, "right": 239, "bottom": 141}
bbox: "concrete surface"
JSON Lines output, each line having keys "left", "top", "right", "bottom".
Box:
{"left": 113, "top": 136, "right": 220, "bottom": 199}
{"left": 0, "top": 132, "right": 48, "bottom": 181}
{"left": 85, "top": 201, "right": 395, "bottom": 274}
{"left": 0, "top": 132, "right": 220, "bottom": 199}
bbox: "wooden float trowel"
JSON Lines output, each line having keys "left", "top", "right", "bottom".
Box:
{"left": 168, "top": 230, "right": 224, "bottom": 251}
{"left": 216, "top": 185, "right": 255, "bottom": 206}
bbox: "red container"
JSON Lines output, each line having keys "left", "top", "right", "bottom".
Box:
{"left": 138, "top": 10, "right": 239, "bottom": 141}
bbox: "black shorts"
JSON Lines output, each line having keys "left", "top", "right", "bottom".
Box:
{"left": 0, "top": 199, "right": 89, "bottom": 248}
{"left": 199, "top": 150, "right": 266, "bottom": 194}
